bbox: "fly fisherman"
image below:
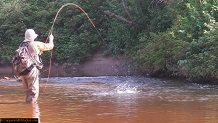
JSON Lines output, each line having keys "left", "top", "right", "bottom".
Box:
{"left": 21, "top": 29, "right": 54, "bottom": 103}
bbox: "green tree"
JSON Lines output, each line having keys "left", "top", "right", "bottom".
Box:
{"left": 134, "top": 0, "right": 218, "bottom": 81}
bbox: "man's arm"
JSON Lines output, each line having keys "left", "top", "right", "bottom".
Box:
{"left": 34, "top": 34, "right": 54, "bottom": 52}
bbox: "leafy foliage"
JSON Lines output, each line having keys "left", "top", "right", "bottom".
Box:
{"left": 1, "top": 0, "right": 218, "bottom": 82}
{"left": 134, "top": 0, "right": 218, "bottom": 81}
{"left": 0, "top": 0, "right": 102, "bottom": 66}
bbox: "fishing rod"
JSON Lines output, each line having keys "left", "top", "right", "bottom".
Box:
{"left": 39, "top": 3, "right": 108, "bottom": 98}
{"left": 46, "top": 3, "right": 96, "bottom": 38}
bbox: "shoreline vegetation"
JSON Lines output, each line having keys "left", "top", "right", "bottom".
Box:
{"left": 1, "top": 52, "right": 216, "bottom": 84}
{"left": 1, "top": 1, "right": 218, "bottom": 83}
{"left": 0, "top": 52, "right": 140, "bottom": 81}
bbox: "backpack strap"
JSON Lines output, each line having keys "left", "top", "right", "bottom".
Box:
{"left": 19, "top": 64, "right": 34, "bottom": 75}
{"left": 20, "top": 41, "right": 37, "bottom": 67}
{"left": 23, "top": 41, "right": 43, "bottom": 70}
{"left": 19, "top": 41, "right": 30, "bottom": 47}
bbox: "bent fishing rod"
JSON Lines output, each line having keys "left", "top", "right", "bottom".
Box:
{"left": 40, "top": 3, "right": 105, "bottom": 98}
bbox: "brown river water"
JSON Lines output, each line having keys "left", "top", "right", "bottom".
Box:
{"left": 0, "top": 76, "right": 218, "bottom": 123}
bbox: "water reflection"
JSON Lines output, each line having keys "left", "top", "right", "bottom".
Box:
{"left": 0, "top": 82, "right": 40, "bottom": 122}
{"left": 1, "top": 76, "right": 218, "bottom": 123}
{"left": 22, "top": 103, "right": 40, "bottom": 122}
{"left": 32, "top": 103, "right": 40, "bottom": 122}
{"left": 0, "top": 102, "right": 40, "bottom": 122}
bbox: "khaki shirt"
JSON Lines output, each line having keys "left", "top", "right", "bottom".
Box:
{"left": 25, "top": 40, "right": 54, "bottom": 63}
{"left": 32, "top": 41, "right": 54, "bottom": 55}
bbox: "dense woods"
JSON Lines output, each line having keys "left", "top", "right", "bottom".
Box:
{"left": 1, "top": 0, "right": 218, "bottom": 82}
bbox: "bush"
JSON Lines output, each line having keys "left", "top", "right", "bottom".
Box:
{"left": 134, "top": 32, "right": 190, "bottom": 76}
{"left": 134, "top": 0, "right": 218, "bottom": 81}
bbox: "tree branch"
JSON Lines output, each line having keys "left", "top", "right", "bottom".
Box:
{"left": 104, "top": 10, "right": 142, "bottom": 30}
{"left": 121, "top": 0, "right": 133, "bottom": 20}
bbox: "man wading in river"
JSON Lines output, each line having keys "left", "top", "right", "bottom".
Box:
{"left": 20, "top": 29, "right": 54, "bottom": 103}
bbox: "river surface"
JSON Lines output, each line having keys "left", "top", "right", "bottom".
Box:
{"left": 0, "top": 76, "right": 218, "bottom": 123}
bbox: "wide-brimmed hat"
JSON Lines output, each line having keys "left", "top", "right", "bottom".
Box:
{"left": 24, "top": 29, "right": 38, "bottom": 41}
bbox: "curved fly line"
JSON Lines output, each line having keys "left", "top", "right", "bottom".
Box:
{"left": 40, "top": 3, "right": 97, "bottom": 98}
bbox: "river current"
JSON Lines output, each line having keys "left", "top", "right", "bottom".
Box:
{"left": 0, "top": 76, "right": 218, "bottom": 123}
